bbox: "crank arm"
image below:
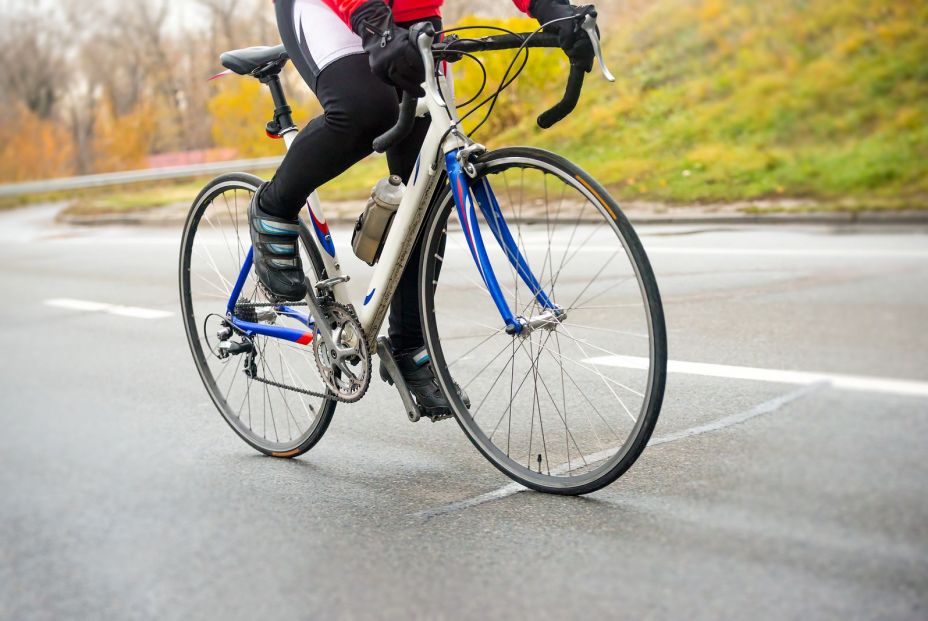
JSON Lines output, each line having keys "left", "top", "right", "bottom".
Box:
{"left": 303, "top": 277, "right": 341, "bottom": 352}
{"left": 377, "top": 337, "right": 422, "bottom": 423}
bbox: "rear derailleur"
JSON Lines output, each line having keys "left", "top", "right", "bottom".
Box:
{"left": 215, "top": 320, "right": 257, "bottom": 377}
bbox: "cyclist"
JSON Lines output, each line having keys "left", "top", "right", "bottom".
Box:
{"left": 249, "top": 0, "right": 594, "bottom": 417}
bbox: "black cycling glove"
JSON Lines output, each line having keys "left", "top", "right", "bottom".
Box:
{"left": 351, "top": 0, "right": 425, "bottom": 96}
{"left": 530, "top": 0, "right": 595, "bottom": 72}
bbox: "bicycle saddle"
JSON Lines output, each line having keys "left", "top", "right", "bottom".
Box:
{"left": 220, "top": 45, "right": 289, "bottom": 76}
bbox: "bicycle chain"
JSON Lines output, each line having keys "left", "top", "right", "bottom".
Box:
{"left": 233, "top": 301, "right": 370, "bottom": 404}
{"left": 248, "top": 372, "right": 341, "bottom": 401}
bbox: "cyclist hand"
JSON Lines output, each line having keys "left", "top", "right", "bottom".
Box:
{"left": 352, "top": 0, "right": 425, "bottom": 96}
{"left": 530, "top": 0, "right": 595, "bottom": 72}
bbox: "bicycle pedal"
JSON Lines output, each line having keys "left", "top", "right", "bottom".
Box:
{"left": 314, "top": 275, "right": 350, "bottom": 293}
{"left": 425, "top": 412, "right": 453, "bottom": 423}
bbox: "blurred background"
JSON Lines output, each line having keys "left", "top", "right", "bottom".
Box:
{"left": 1, "top": 0, "right": 924, "bottom": 214}
{"left": 1, "top": 1, "right": 926, "bottom": 619}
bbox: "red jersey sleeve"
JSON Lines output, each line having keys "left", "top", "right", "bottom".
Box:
{"left": 512, "top": 0, "right": 533, "bottom": 15}
{"left": 325, "top": 0, "right": 535, "bottom": 28}
{"left": 321, "top": 0, "right": 368, "bottom": 26}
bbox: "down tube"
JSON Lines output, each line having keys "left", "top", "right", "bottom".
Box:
{"left": 445, "top": 152, "right": 520, "bottom": 333}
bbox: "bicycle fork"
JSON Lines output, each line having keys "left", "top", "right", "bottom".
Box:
{"left": 445, "top": 151, "right": 565, "bottom": 337}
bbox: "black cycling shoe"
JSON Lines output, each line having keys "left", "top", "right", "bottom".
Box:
{"left": 248, "top": 183, "right": 307, "bottom": 302}
{"left": 384, "top": 345, "right": 471, "bottom": 420}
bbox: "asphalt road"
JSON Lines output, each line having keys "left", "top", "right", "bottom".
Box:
{"left": 1, "top": 204, "right": 926, "bottom": 620}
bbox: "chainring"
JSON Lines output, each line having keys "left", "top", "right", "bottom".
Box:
{"left": 312, "top": 302, "right": 371, "bottom": 403}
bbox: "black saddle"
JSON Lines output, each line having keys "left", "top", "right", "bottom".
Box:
{"left": 220, "top": 45, "right": 289, "bottom": 77}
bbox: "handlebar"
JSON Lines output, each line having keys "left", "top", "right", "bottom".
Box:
{"left": 371, "top": 14, "right": 614, "bottom": 153}
{"left": 537, "top": 64, "right": 585, "bottom": 129}
{"left": 372, "top": 92, "right": 418, "bottom": 153}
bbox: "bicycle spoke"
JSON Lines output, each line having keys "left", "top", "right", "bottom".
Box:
{"left": 430, "top": 158, "right": 662, "bottom": 488}
{"left": 184, "top": 180, "right": 331, "bottom": 454}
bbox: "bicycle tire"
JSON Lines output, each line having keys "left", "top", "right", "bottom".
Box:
{"left": 179, "top": 172, "right": 336, "bottom": 458}
{"left": 419, "top": 147, "right": 667, "bottom": 495}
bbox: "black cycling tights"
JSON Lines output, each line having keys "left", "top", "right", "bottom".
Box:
{"left": 260, "top": 51, "right": 431, "bottom": 353}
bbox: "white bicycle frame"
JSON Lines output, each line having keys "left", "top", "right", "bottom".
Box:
{"left": 298, "top": 62, "right": 462, "bottom": 347}
{"left": 226, "top": 17, "right": 612, "bottom": 354}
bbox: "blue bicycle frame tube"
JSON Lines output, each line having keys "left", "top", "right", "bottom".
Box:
{"left": 226, "top": 246, "right": 315, "bottom": 345}
{"left": 471, "top": 176, "right": 557, "bottom": 311}
{"left": 445, "top": 151, "right": 520, "bottom": 333}
{"left": 227, "top": 247, "right": 254, "bottom": 315}
{"left": 276, "top": 306, "right": 312, "bottom": 327}
{"left": 229, "top": 316, "right": 314, "bottom": 345}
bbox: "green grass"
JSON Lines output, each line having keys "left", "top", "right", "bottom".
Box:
{"left": 21, "top": 0, "right": 928, "bottom": 217}
{"left": 461, "top": 0, "right": 927, "bottom": 206}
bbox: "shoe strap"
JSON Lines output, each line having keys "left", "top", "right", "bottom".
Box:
{"left": 411, "top": 347, "right": 430, "bottom": 368}
{"left": 254, "top": 217, "right": 299, "bottom": 236}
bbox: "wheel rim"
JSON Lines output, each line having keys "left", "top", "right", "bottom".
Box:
{"left": 180, "top": 178, "right": 333, "bottom": 454}
{"left": 422, "top": 155, "right": 665, "bottom": 491}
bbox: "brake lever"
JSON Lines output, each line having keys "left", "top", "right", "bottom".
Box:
{"left": 581, "top": 14, "right": 615, "bottom": 82}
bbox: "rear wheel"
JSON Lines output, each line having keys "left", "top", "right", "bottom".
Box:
{"left": 419, "top": 148, "right": 666, "bottom": 495}
{"left": 179, "top": 173, "right": 335, "bottom": 457}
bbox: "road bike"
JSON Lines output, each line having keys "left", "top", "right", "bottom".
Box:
{"left": 179, "top": 13, "right": 667, "bottom": 495}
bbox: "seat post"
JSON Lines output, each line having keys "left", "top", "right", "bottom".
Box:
{"left": 261, "top": 74, "right": 297, "bottom": 139}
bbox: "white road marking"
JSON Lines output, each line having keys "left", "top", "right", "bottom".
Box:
{"left": 45, "top": 298, "right": 173, "bottom": 320}
{"left": 523, "top": 244, "right": 928, "bottom": 259}
{"left": 414, "top": 383, "right": 822, "bottom": 520}
{"left": 644, "top": 246, "right": 928, "bottom": 259}
{"left": 583, "top": 355, "right": 928, "bottom": 398}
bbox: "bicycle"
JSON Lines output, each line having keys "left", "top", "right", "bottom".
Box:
{"left": 179, "top": 12, "right": 667, "bottom": 495}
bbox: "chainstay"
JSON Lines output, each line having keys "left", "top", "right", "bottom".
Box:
{"left": 238, "top": 301, "right": 370, "bottom": 404}
{"left": 236, "top": 301, "right": 308, "bottom": 308}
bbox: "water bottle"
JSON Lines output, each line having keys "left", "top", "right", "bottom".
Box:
{"left": 351, "top": 175, "right": 405, "bottom": 266}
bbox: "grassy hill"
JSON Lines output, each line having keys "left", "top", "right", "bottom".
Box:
{"left": 38, "top": 0, "right": 928, "bottom": 216}
{"left": 457, "top": 0, "right": 927, "bottom": 208}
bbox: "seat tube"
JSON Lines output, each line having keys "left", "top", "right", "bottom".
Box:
{"left": 445, "top": 151, "right": 520, "bottom": 334}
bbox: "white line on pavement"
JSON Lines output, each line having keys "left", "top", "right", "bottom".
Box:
{"left": 523, "top": 245, "right": 928, "bottom": 259}
{"left": 644, "top": 246, "right": 928, "bottom": 259}
{"left": 45, "top": 298, "right": 173, "bottom": 320}
{"left": 583, "top": 355, "right": 928, "bottom": 398}
{"left": 414, "top": 383, "right": 823, "bottom": 520}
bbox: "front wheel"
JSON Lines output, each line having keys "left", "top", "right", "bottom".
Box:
{"left": 419, "top": 148, "right": 667, "bottom": 495}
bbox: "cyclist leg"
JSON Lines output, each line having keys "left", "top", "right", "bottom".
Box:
{"left": 258, "top": 54, "right": 399, "bottom": 219}
{"left": 379, "top": 18, "right": 467, "bottom": 417}
{"left": 249, "top": 0, "right": 399, "bottom": 300}
{"left": 262, "top": 0, "right": 401, "bottom": 218}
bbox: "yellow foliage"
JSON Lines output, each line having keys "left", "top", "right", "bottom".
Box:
{"left": 450, "top": 16, "right": 568, "bottom": 140}
{"left": 700, "top": 0, "right": 724, "bottom": 21}
{"left": 208, "top": 70, "right": 318, "bottom": 158}
{"left": 92, "top": 99, "right": 155, "bottom": 173}
{"left": 0, "top": 107, "right": 74, "bottom": 183}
